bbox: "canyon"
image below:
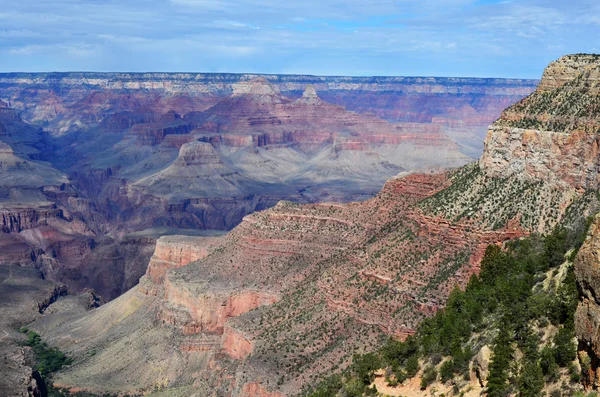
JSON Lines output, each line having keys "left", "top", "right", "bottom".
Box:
{"left": 0, "top": 73, "right": 536, "bottom": 304}
{"left": 4, "top": 54, "right": 597, "bottom": 396}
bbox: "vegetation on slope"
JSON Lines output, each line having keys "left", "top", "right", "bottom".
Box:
{"left": 302, "top": 223, "right": 592, "bottom": 397}
{"left": 419, "top": 163, "right": 579, "bottom": 232}
{"left": 498, "top": 55, "right": 600, "bottom": 133}
{"left": 20, "top": 328, "right": 73, "bottom": 376}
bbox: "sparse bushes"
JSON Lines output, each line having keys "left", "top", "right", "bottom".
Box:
{"left": 303, "top": 220, "right": 589, "bottom": 397}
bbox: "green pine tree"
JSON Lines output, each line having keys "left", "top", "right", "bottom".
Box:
{"left": 517, "top": 360, "right": 544, "bottom": 397}
{"left": 487, "top": 324, "right": 514, "bottom": 397}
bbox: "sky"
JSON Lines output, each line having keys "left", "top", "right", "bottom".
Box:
{"left": 0, "top": 0, "right": 599, "bottom": 78}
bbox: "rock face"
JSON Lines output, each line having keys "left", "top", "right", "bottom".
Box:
{"left": 131, "top": 122, "right": 194, "bottom": 145}
{"left": 1, "top": 206, "right": 67, "bottom": 233}
{"left": 222, "top": 324, "right": 253, "bottom": 360}
{"left": 474, "top": 345, "right": 492, "bottom": 386}
{"left": 146, "top": 235, "right": 217, "bottom": 284}
{"left": 537, "top": 54, "right": 600, "bottom": 93}
{"left": 575, "top": 215, "right": 600, "bottom": 388}
{"left": 481, "top": 54, "right": 600, "bottom": 191}
{"left": 480, "top": 127, "right": 600, "bottom": 190}
{"left": 296, "top": 86, "right": 322, "bottom": 105}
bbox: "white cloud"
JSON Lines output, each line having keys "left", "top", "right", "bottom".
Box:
{"left": 212, "top": 20, "right": 261, "bottom": 30}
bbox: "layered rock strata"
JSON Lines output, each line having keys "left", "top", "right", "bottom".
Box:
{"left": 0, "top": 67, "right": 560, "bottom": 396}
{"left": 27, "top": 55, "right": 600, "bottom": 396}
{"left": 31, "top": 170, "right": 527, "bottom": 395}
{"left": 481, "top": 54, "right": 600, "bottom": 190}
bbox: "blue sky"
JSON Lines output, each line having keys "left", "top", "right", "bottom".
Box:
{"left": 0, "top": 0, "right": 598, "bottom": 78}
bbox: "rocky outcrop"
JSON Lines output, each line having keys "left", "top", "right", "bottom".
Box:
{"left": 480, "top": 55, "right": 600, "bottom": 190}
{"left": 537, "top": 54, "right": 600, "bottom": 91}
{"left": 474, "top": 345, "right": 492, "bottom": 387}
{"left": 232, "top": 78, "right": 285, "bottom": 103}
{"left": 295, "top": 86, "right": 323, "bottom": 106}
{"left": 222, "top": 324, "right": 253, "bottom": 360}
{"left": 132, "top": 122, "right": 194, "bottom": 145}
{"left": 146, "top": 235, "right": 216, "bottom": 284}
{"left": 576, "top": 215, "right": 600, "bottom": 388}
{"left": 159, "top": 279, "right": 279, "bottom": 335}
{"left": 1, "top": 207, "right": 65, "bottom": 233}
{"left": 480, "top": 127, "right": 600, "bottom": 190}
{"left": 172, "top": 141, "right": 223, "bottom": 167}
{"left": 140, "top": 232, "right": 278, "bottom": 362}
{"left": 0, "top": 106, "right": 20, "bottom": 122}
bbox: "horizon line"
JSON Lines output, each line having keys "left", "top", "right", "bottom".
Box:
{"left": 0, "top": 70, "right": 540, "bottom": 81}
